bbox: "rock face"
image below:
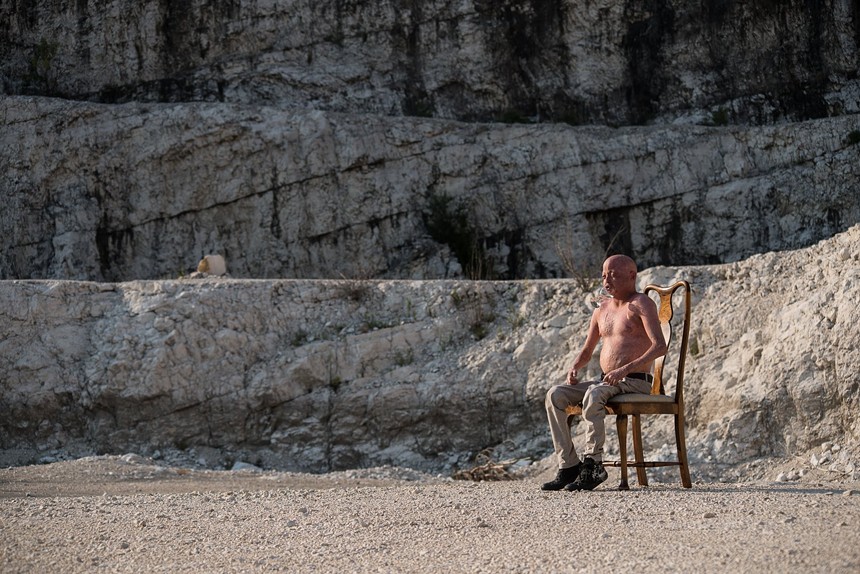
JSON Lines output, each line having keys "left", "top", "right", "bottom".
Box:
{"left": 3, "top": 1, "right": 859, "bottom": 125}
{"left": 2, "top": 2, "right": 860, "bottom": 282}
{"left": 1, "top": 1, "right": 860, "bottom": 480}
{"left": 3, "top": 97, "right": 859, "bottom": 281}
{"left": 2, "top": 225, "right": 859, "bottom": 478}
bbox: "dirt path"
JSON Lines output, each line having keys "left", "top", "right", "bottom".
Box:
{"left": 2, "top": 457, "right": 860, "bottom": 573}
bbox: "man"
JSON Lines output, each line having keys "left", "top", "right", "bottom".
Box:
{"left": 542, "top": 254, "right": 667, "bottom": 491}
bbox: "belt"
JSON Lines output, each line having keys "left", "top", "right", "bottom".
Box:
{"left": 602, "top": 372, "right": 653, "bottom": 383}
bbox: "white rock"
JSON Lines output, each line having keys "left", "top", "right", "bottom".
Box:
{"left": 120, "top": 453, "right": 147, "bottom": 465}
{"left": 2, "top": 225, "right": 860, "bottom": 477}
{"left": 197, "top": 254, "right": 227, "bottom": 276}
{"left": 2, "top": 97, "right": 859, "bottom": 283}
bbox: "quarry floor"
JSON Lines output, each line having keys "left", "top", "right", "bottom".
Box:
{"left": 2, "top": 457, "right": 859, "bottom": 573}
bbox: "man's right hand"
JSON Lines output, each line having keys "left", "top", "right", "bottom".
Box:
{"left": 566, "top": 368, "right": 578, "bottom": 385}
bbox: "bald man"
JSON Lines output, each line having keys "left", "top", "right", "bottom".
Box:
{"left": 542, "top": 255, "right": 667, "bottom": 491}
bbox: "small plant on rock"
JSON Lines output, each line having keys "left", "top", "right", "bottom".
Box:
{"left": 26, "top": 38, "right": 59, "bottom": 94}
{"left": 710, "top": 107, "right": 730, "bottom": 126}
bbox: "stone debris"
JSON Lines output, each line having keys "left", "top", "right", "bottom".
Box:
{"left": 775, "top": 469, "right": 807, "bottom": 482}
{"left": 452, "top": 461, "right": 516, "bottom": 482}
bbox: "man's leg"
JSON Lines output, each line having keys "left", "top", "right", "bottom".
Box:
{"left": 580, "top": 383, "right": 621, "bottom": 462}
{"left": 570, "top": 378, "right": 652, "bottom": 491}
{"left": 545, "top": 382, "right": 590, "bottom": 467}
{"left": 542, "top": 382, "right": 590, "bottom": 491}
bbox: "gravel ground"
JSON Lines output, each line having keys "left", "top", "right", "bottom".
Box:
{"left": 2, "top": 456, "right": 860, "bottom": 573}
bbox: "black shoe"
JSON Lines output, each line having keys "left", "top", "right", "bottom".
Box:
{"left": 541, "top": 464, "right": 582, "bottom": 491}
{"left": 565, "top": 458, "right": 608, "bottom": 491}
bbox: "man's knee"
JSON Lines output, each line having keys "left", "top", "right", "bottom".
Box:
{"left": 582, "top": 383, "right": 598, "bottom": 402}
{"left": 546, "top": 385, "right": 574, "bottom": 410}
{"left": 545, "top": 385, "right": 560, "bottom": 409}
{"left": 583, "top": 384, "right": 619, "bottom": 413}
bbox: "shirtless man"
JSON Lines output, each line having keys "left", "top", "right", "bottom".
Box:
{"left": 542, "top": 255, "right": 667, "bottom": 491}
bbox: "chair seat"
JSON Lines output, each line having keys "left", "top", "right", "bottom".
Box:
{"left": 566, "top": 392, "right": 679, "bottom": 417}
{"left": 608, "top": 393, "right": 675, "bottom": 404}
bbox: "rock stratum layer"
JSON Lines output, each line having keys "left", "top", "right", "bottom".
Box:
{"left": 2, "top": 1, "right": 860, "bottom": 282}
{"left": 2, "top": 225, "right": 858, "bottom": 479}
{"left": 3, "top": 0, "right": 860, "bottom": 125}
{"left": 3, "top": 97, "right": 859, "bottom": 281}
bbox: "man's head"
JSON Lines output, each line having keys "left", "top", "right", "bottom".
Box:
{"left": 602, "top": 255, "right": 637, "bottom": 298}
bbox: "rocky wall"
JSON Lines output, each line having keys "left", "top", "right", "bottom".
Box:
{"left": 2, "top": 0, "right": 859, "bottom": 125}
{"left": 3, "top": 97, "right": 859, "bottom": 282}
{"left": 2, "top": 225, "right": 859, "bottom": 476}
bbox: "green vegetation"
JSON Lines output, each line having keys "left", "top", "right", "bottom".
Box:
{"left": 394, "top": 348, "right": 414, "bottom": 367}
{"left": 689, "top": 334, "right": 700, "bottom": 357}
{"left": 359, "top": 316, "right": 392, "bottom": 333}
{"left": 449, "top": 288, "right": 463, "bottom": 306}
{"left": 710, "top": 108, "right": 730, "bottom": 126}
{"left": 450, "top": 286, "right": 496, "bottom": 340}
{"left": 508, "top": 310, "right": 526, "bottom": 330}
{"left": 425, "top": 193, "right": 494, "bottom": 280}
{"left": 27, "top": 38, "right": 59, "bottom": 94}
{"left": 336, "top": 281, "right": 370, "bottom": 302}
{"left": 497, "top": 109, "right": 533, "bottom": 124}
{"left": 469, "top": 321, "right": 489, "bottom": 340}
{"left": 290, "top": 329, "right": 308, "bottom": 347}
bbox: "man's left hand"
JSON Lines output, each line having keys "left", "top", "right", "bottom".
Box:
{"left": 602, "top": 368, "right": 626, "bottom": 386}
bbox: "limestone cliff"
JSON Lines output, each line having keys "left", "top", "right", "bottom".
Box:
{"left": 2, "top": 226, "right": 858, "bottom": 481}
{"left": 2, "top": 1, "right": 860, "bottom": 482}
{"left": 2, "top": 1, "right": 860, "bottom": 281}
{"left": 3, "top": 0, "right": 859, "bottom": 125}
{"left": 3, "top": 97, "right": 859, "bottom": 281}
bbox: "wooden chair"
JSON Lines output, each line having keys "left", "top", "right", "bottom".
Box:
{"left": 565, "top": 280, "right": 693, "bottom": 489}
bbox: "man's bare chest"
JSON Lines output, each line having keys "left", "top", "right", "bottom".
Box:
{"left": 599, "top": 305, "right": 638, "bottom": 336}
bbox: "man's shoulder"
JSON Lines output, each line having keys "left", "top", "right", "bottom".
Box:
{"left": 630, "top": 291, "right": 658, "bottom": 312}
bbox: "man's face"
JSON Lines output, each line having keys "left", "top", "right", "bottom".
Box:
{"left": 602, "top": 259, "right": 633, "bottom": 297}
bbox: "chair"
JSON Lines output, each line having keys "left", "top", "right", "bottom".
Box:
{"left": 565, "top": 280, "right": 693, "bottom": 489}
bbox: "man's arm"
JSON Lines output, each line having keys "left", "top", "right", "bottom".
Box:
{"left": 602, "top": 295, "right": 667, "bottom": 385}
{"left": 566, "top": 308, "right": 602, "bottom": 384}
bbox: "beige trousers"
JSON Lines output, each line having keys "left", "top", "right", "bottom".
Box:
{"left": 545, "top": 377, "right": 652, "bottom": 468}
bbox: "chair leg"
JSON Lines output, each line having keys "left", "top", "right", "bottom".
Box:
{"left": 616, "top": 414, "right": 629, "bottom": 490}
{"left": 675, "top": 412, "right": 692, "bottom": 488}
{"left": 631, "top": 414, "right": 648, "bottom": 487}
